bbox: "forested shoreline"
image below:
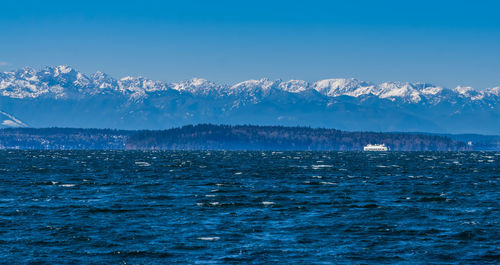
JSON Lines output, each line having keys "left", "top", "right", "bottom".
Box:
{"left": 0, "top": 125, "right": 496, "bottom": 151}
{"left": 126, "top": 124, "right": 470, "bottom": 151}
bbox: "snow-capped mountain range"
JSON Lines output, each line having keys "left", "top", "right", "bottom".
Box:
{"left": 0, "top": 65, "right": 499, "bottom": 133}
{"left": 2, "top": 65, "right": 499, "bottom": 102}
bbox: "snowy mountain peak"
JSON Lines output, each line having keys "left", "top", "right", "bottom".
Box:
{"left": 55, "top": 65, "right": 74, "bottom": 75}
{"left": 118, "top": 76, "right": 167, "bottom": 94}
{"left": 231, "top": 78, "right": 278, "bottom": 90}
{"left": 279, "top": 80, "right": 309, "bottom": 93}
{"left": 453, "top": 86, "right": 484, "bottom": 100}
{"left": 312, "top": 78, "right": 375, "bottom": 98}
{"left": 120, "top": 75, "right": 145, "bottom": 82}
{"left": 453, "top": 85, "right": 475, "bottom": 95}
{"left": 375, "top": 82, "right": 420, "bottom": 102}
{"left": 486, "top": 86, "right": 500, "bottom": 96}
{"left": 171, "top": 78, "right": 226, "bottom": 95}
{"left": 419, "top": 84, "right": 443, "bottom": 95}
{"left": 228, "top": 78, "right": 282, "bottom": 97}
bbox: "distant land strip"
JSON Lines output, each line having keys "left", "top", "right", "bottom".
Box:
{"left": 0, "top": 124, "right": 498, "bottom": 151}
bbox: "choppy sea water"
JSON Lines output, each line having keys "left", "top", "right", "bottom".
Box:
{"left": 0, "top": 151, "right": 499, "bottom": 264}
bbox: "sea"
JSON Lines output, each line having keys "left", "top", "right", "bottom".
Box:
{"left": 0, "top": 150, "right": 499, "bottom": 264}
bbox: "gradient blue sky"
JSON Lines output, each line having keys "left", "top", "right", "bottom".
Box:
{"left": 1, "top": 0, "right": 499, "bottom": 88}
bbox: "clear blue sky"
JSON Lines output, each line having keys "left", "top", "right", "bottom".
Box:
{"left": 1, "top": 0, "right": 499, "bottom": 88}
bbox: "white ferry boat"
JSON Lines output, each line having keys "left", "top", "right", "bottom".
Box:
{"left": 363, "top": 144, "right": 389, "bottom": 151}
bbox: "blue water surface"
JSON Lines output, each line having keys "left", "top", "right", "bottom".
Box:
{"left": 0, "top": 151, "right": 499, "bottom": 264}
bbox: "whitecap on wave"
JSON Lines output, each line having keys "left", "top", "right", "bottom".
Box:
{"left": 198, "top": 237, "right": 220, "bottom": 241}
{"left": 320, "top": 182, "right": 337, "bottom": 185}
{"left": 312, "top": 165, "right": 333, "bottom": 169}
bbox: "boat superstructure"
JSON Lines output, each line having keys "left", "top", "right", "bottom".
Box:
{"left": 363, "top": 144, "right": 389, "bottom": 151}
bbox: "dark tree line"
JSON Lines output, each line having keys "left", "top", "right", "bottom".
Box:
{"left": 0, "top": 125, "right": 480, "bottom": 151}
{"left": 126, "top": 124, "right": 470, "bottom": 151}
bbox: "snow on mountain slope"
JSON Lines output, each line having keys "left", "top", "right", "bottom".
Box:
{"left": 90, "top": 71, "right": 118, "bottom": 91}
{"left": 0, "top": 111, "right": 27, "bottom": 128}
{"left": 230, "top": 78, "right": 278, "bottom": 93}
{"left": 453, "top": 86, "right": 485, "bottom": 100}
{"left": 172, "top": 78, "right": 227, "bottom": 95}
{"left": 279, "top": 80, "right": 309, "bottom": 93}
{"left": 375, "top": 82, "right": 423, "bottom": 103}
{"left": 486, "top": 86, "right": 500, "bottom": 96}
{"left": 0, "top": 65, "right": 498, "bottom": 104}
{"left": 312, "top": 78, "right": 375, "bottom": 97}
